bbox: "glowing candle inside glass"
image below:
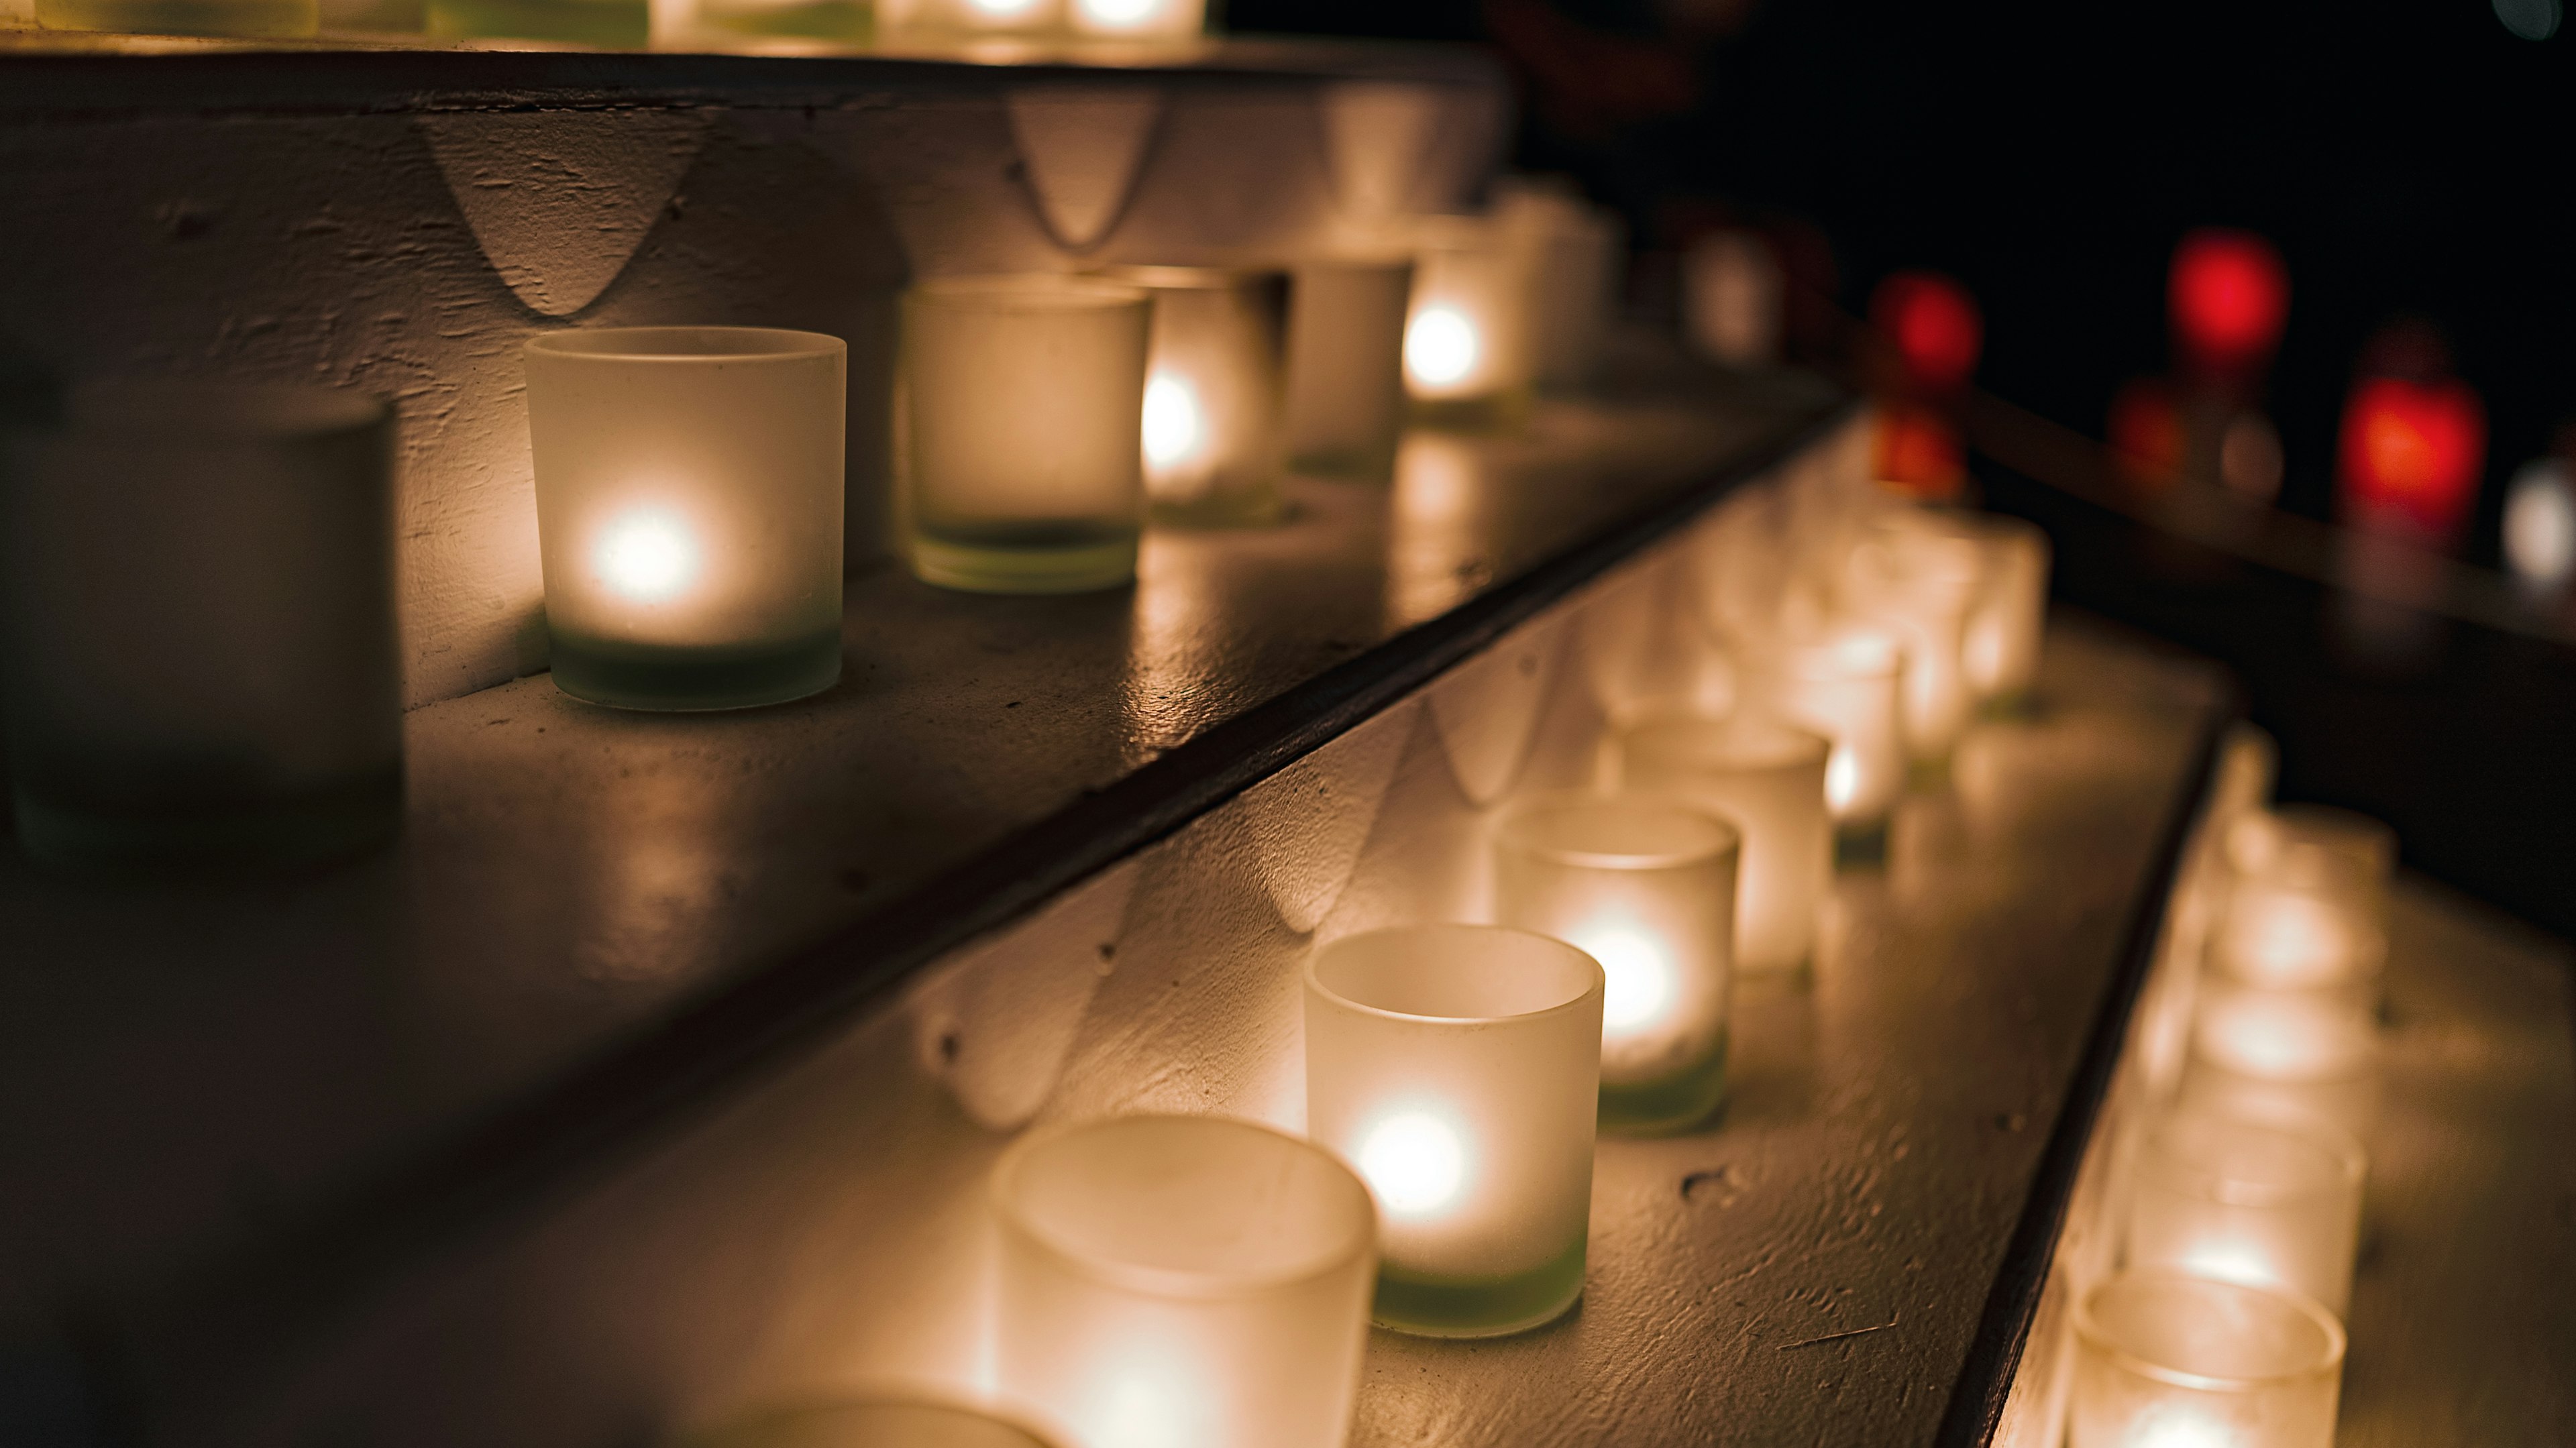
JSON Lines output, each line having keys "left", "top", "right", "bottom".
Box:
{"left": 690, "top": 1396, "right": 1061, "bottom": 1448}
{"left": 2180, "top": 979, "right": 2381, "bottom": 1139}
{"left": 1102, "top": 266, "right": 1283, "bottom": 526}
{"left": 1065, "top": 0, "right": 1199, "bottom": 38}
{"left": 991, "top": 1115, "right": 1376, "bottom": 1448}
{"left": 900, "top": 276, "right": 1150, "bottom": 594}
{"left": 1404, "top": 216, "right": 1536, "bottom": 427}
{"left": 1961, "top": 513, "right": 2050, "bottom": 710}
{"left": 525, "top": 327, "right": 846, "bottom": 713}
{"left": 1741, "top": 627, "right": 1907, "bottom": 849}
{"left": 2208, "top": 883, "right": 2383, "bottom": 992}
{"left": 1282, "top": 256, "right": 1413, "bottom": 482}
{"left": 877, "top": 0, "right": 1059, "bottom": 40}
{"left": 1493, "top": 793, "right": 1739, "bottom": 1134}
{"left": 1305, "top": 925, "right": 1603, "bottom": 1337}
{"left": 1618, "top": 714, "right": 1832, "bottom": 976}
{"left": 2127, "top": 1109, "right": 2366, "bottom": 1316}
{"left": 2224, "top": 805, "right": 2395, "bottom": 930}
{"left": 1841, "top": 511, "right": 1989, "bottom": 770}
{"left": 2070, "top": 1272, "right": 2345, "bottom": 1448}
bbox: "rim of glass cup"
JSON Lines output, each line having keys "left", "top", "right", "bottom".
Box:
{"left": 1621, "top": 711, "right": 1833, "bottom": 774}
{"left": 34, "top": 378, "right": 388, "bottom": 441}
{"left": 1494, "top": 790, "right": 1741, "bottom": 873}
{"left": 2075, "top": 1270, "right": 2347, "bottom": 1392}
{"left": 524, "top": 326, "right": 847, "bottom": 364}
{"left": 990, "top": 1114, "right": 1377, "bottom": 1301}
{"left": 1305, "top": 924, "right": 1607, "bottom": 1028}
{"left": 2141, "top": 1108, "right": 2367, "bottom": 1209}
{"left": 2226, "top": 805, "right": 2398, "bottom": 883}
{"left": 1093, "top": 263, "right": 1277, "bottom": 292}
{"left": 680, "top": 1393, "right": 1062, "bottom": 1448}
{"left": 1293, "top": 252, "right": 1417, "bottom": 276}
{"left": 906, "top": 274, "right": 1151, "bottom": 312}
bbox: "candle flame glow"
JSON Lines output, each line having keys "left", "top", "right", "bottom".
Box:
{"left": 1356, "top": 1109, "right": 1466, "bottom": 1217}
{"left": 2127, "top": 1406, "right": 2241, "bottom": 1448}
{"left": 1141, "top": 374, "right": 1206, "bottom": 469}
{"left": 1825, "top": 744, "right": 1861, "bottom": 813}
{"left": 2176, "top": 1241, "right": 2279, "bottom": 1293}
{"left": 594, "top": 508, "right": 701, "bottom": 604}
{"left": 966, "top": 0, "right": 1040, "bottom": 15}
{"left": 1568, "top": 920, "right": 1675, "bottom": 1035}
{"left": 1077, "top": 0, "right": 1159, "bottom": 21}
{"left": 1405, "top": 306, "right": 1480, "bottom": 388}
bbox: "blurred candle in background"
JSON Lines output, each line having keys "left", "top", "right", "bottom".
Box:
{"left": 901, "top": 276, "right": 1150, "bottom": 594}
{"left": 1960, "top": 513, "right": 2051, "bottom": 711}
{"left": 877, "top": 0, "right": 1059, "bottom": 42}
{"left": 1739, "top": 628, "right": 1907, "bottom": 852}
{"left": 1682, "top": 229, "right": 1784, "bottom": 368}
{"left": 1404, "top": 215, "right": 1536, "bottom": 427}
{"left": 2180, "top": 976, "right": 2381, "bottom": 1139}
{"left": 1305, "top": 925, "right": 1603, "bottom": 1337}
{"left": 1840, "top": 510, "right": 1988, "bottom": 773}
{"left": 992, "top": 1116, "right": 1376, "bottom": 1448}
{"left": 2169, "top": 228, "right": 2291, "bottom": 389}
{"left": 1281, "top": 256, "right": 1413, "bottom": 482}
{"left": 2502, "top": 456, "right": 2576, "bottom": 596}
{"left": 1101, "top": 266, "right": 1285, "bottom": 527}
{"left": 2070, "top": 1272, "right": 2345, "bottom": 1448}
{"left": 525, "top": 327, "right": 847, "bottom": 712}
{"left": 2126, "top": 1109, "right": 2366, "bottom": 1316}
{"left": 1619, "top": 714, "right": 1831, "bottom": 975}
{"left": 0, "top": 380, "right": 401, "bottom": 870}
{"left": 1065, "top": 0, "right": 1200, "bottom": 40}
{"left": 1493, "top": 794, "right": 1739, "bottom": 1133}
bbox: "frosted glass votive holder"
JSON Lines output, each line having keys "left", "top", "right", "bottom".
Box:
{"left": 1099, "top": 266, "right": 1285, "bottom": 527}
{"left": 1403, "top": 217, "right": 1536, "bottom": 428}
{"left": 1842, "top": 512, "right": 1988, "bottom": 771}
{"left": 526, "top": 328, "right": 846, "bottom": 712}
{"left": 2071, "top": 1272, "right": 2345, "bottom": 1448}
{"left": 1962, "top": 513, "right": 2050, "bottom": 710}
{"left": 1305, "top": 925, "right": 1604, "bottom": 1337}
{"left": 877, "top": 0, "right": 1057, "bottom": 42}
{"left": 1741, "top": 628, "right": 1907, "bottom": 851}
{"left": 1498, "top": 184, "right": 1623, "bottom": 392}
{"left": 1066, "top": 0, "right": 1201, "bottom": 40}
{"left": 2224, "top": 805, "right": 2395, "bottom": 929}
{"left": 902, "top": 276, "right": 1150, "bottom": 594}
{"left": 1494, "top": 793, "right": 1740, "bottom": 1133}
{"left": 1618, "top": 715, "right": 1833, "bottom": 975}
{"left": 2208, "top": 879, "right": 2385, "bottom": 993}
{"left": 2180, "top": 979, "right": 2381, "bottom": 1139}
{"left": 1282, "top": 256, "right": 1413, "bottom": 482}
{"left": 992, "top": 1115, "right": 1376, "bottom": 1448}
{"left": 0, "top": 381, "right": 400, "bottom": 871}
{"left": 688, "top": 1397, "right": 1061, "bottom": 1448}
{"left": 2127, "top": 1109, "right": 2366, "bottom": 1317}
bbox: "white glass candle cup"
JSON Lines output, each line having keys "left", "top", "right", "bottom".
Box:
{"left": 1841, "top": 513, "right": 1989, "bottom": 772}
{"left": 1099, "top": 266, "right": 1285, "bottom": 527}
{"left": 427, "top": 0, "right": 641, "bottom": 44}
{"left": 1618, "top": 715, "right": 1833, "bottom": 975}
{"left": 1739, "top": 628, "right": 1907, "bottom": 853}
{"left": 1403, "top": 217, "right": 1537, "bottom": 428}
{"left": 1282, "top": 256, "right": 1413, "bottom": 482}
{"left": 1493, "top": 793, "right": 1739, "bottom": 1134}
{"left": 1682, "top": 229, "right": 1784, "bottom": 368}
{"left": 2127, "top": 1109, "right": 2367, "bottom": 1316}
{"left": 1497, "top": 184, "right": 1623, "bottom": 392}
{"left": 992, "top": 1115, "right": 1377, "bottom": 1448}
{"left": 877, "top": 0, "right": 1059, "bottom": 43}
{"left": 687, "top": 1397, "right": 1061, "bottom": 1448}
{"left": 525, "top": 328, "right": 845, "bottom": 712}
{"left": 680, "top": 0, "right": 869, "bottom": 45}
{"left": 0, "top": 380, "right": 400, "bottom": 871}
{"left": 2180, "top": 978, "right": 2381, "bottom": 1139}
{"left": 2070, "top": 1272, "right": 2345, "bottom": 1448}
{"left": 1961, "top": 514, "right": 2050, "bottom": 711}
{"left": 901, "top": 277, "right": 1151, "bottom": 594}
{"left": 36, "top": 0, "right": 317, "bottom": 34}
{"left": 1305, "top": 925, "right": 1604, "bottom": 1337}
{"left": 1065, "top": 0, "right": 1201, "bottom": 40}
{"left": 2224, "top": 805, "right": 2396, "bottom": 928}
{"left": 2206, "top": 881, "right": 2386, "bottom": 994}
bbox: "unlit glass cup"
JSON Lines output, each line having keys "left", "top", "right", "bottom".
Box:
{"left": 526, "top": 327, "right": 847, "bottom": 712}
{"left": 1741, "top": 627, "right": 1907, "bottom": 853}
{"left": 1494, "top": 793, "right": 1739, "bottom": 1133}
{"left": 2071, "top": 1272, "right": 2345, "bottom": 1448}
{"left": 1282, "top": 256, "right": 1413, "bottom": 482}
{"left": 1619, "top": 714, "right": 1833, "bottom": 975}
{"left": 991, "top": 1115, "right": 1376, "bottom": 1448}
{"left": 2127, "top": 1108, "right": 2367, "bottom": 1317}
{"left": 1305, "top": 924, "right": 1604, "bottom": 1337}
{"left": 1497, "top": 182, "right": 1623, "bottom": 392}
{"left": 686, "top": 1398, "right": 1061, "bottom": 1448}
{"left": 1099, "top": 266, "right": 1285, "bottom": 527}
{"left": 902, "top": 276, "right": 1150, "bottom": 594}
{"left": 0, "top": 380, "right": 400, "bottom": 871}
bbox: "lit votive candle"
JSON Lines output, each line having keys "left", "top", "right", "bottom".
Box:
{"left": 877, "top": 0, "right": 1059, "bottom": 43}
{"left": 1740, "top": 627, "right": 1908, "bottom": 853}
{"left": 991, "top": 1115, "right": 1377, "bottom": 1448}
{"left": 1960, "top": 513, "right": 2051, "bottom": 711}
{"left": 2224, "top": 805, "right": 2395, "bottom": 929}
{"left": 1281, "top": 256, "right": 1413, "bottom": 482}
{"left": 2207, "top": 881, "right": 2384, "bottom": 993}
{"left": 1841, "top": 511, "right": 1989, "bottom": 772}
{"left": 1403, "top": 216, "right": 1537, "bottom": 428}
{"left": 1305, "top": 924, "right": 1604, "bottom": 1337}
{"left": 1065, "top": 0, "right": 1200, "bottom": 40}
{"left": 525, "top": 327, "right": 846, "bottom": 712}
{"left": 1618, "top": 714, "right": 1833, "bottom": 975}
{"left": 1099, "top": 266, "right": 1285, "bottom": 526}
{"left": 1493, "top": 793, "right": 1740, "bottom": 1134}
{"left": 2071, "top": 1272, "right": 2345, "bottom": 1448}
{"left": 0, "top": 380, "right": 401, "bottom": 870}
{"left": 2180, "top": 979, "right": 2381, "bottom": 1139}
{"left": 688, "top": 1396, "right": 1061, "bottom": 1448}
{"left": 2127, "top": 1109, "right": 2366, "bottom": 1316}
{"left": 901, "top": 276, "right": 1151, "bottom": 594}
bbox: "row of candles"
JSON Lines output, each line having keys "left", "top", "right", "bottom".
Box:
{"left": 0, "top": 186, "right": 1634, "bottom": 865}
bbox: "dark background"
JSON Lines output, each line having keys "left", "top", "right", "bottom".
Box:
{"left": 1242, "top": 0, "right": 2576, "bottom": 934}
